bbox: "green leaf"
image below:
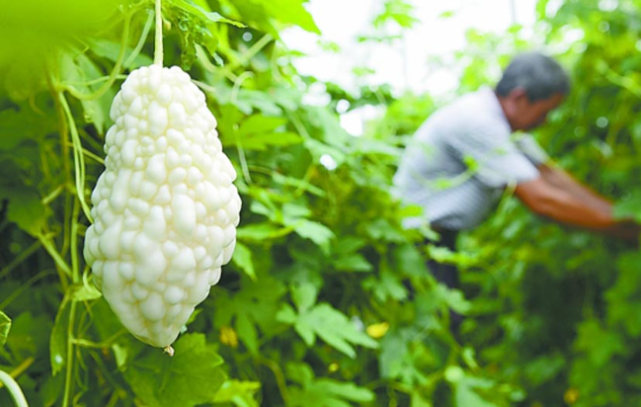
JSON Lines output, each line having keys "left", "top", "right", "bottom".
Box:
{"left": 123, "top": 333, "right": 226, "bottom": 407}
{"left": 352, "top": 138, "right": 401, "bottom": 157}
{"left": 304, "top": 139, "right": 347, "bottom": 167}
{"left": 393, "top": 244, "right": 428, "bottom": 277}
{"left": 524, "top": 353, "right": 565, "bottom": 386}
{"left": 237, "top": 223, "right": 291, "bottom": 241}
{"left": 0, "top": 0, "right": 122, "bottom": 98}
{"left": 39, "top": 374, "right": 64, "bottom": 407}
{"left": 334, "top": 254, "right": 373, "bottom": 272}
{"left": 231, "top": 242, "right": 256, "bottom": 280}
{"left": 72, "top": 52, "right": 111, "bottom": 132}
{"left": 237, "top": 132, "right": 304, "bottom": 151}
{"left": 271, "top": 172, "right": 325, "bottom": 197}
{"left": 292, "top": 282, "right": 318, "bottom": 312}
{"left": 365, "top": 218, "right": 405, "bottom": 243}
{"left": 294, "top": 316, "right": 316, "bottom": 347}
{"left": 288, "top": 303, "right": 379, "bottom": 358}
{"left": 232, "top": 93, "right": 271, "bottom": 115}
{"left": 575, "top": 320, "right": 626, "bottom": 366}
{"left": 8, "top": 191, "right": 45, "bottom": 236}
{"left": 70, "top": 282, "right": 102, "bottom": 302}
{"left": 433, "top": 285, "right": 471, "bottom": 315}
{"left": 112, "top": 344, "right": 129, "bottom": 368}
{"left": 288, "top": 219, "right": 334, "bottom": 249}
{"left": 0, "top": 110, "right": 30, "bottom": 150}
{"left": 6, "top": 312, "right": 53, "bottom": 361}
{"left": 249, "top": 199, "right": 279, "bottom": 221}
{"left": 236, "top": 313, "right": 258, "bottom": 354}
{"left": 427, "top": 244, "right": 476, "bottom": 267}
{"left": 276, "top": 304, "right": 298, "bottom": 324}
{"left": 255, "top": 0, "right": 320, "bottom": 34}
{"left": 213, "top": 380, "right": 261, "bottom": 407}
{"left": 239, "top": 115, "right": 287, "bottom": 135}
{"left": 454, "top": 375, "right": 499, "bottom": 407}
{"left": 91, "top": 298, "right": 127, "bottom": 345}
{"left": 289, "top": 378, "right": 375, "bottom": 407}
{"left": 332, "top": 237, "right": 367, "bottom": 255}
{"left": 364, "top": 267, "right": 408, "bottom": 302}
{"left": 614, "top": 193, "right": 641, "bottom": 222}
{"left": 411, "top": 392, "right": 432, "bottom": 407}
{"left": 215, "top": 277, "right": 287, "bottom": 353}
{"left": 89, "top": 38, "right": 153, "bottom": 68}
{"left": 222, "top": 114, "right": 303, "bottom": 150}
{"left": 373, "top": 0, "right": 419, "bottom": 29}
{"left": 379, "top": 331, "right": 408, "bottom": 379}
{"left": 286, "top": 362, "right": 315, "bottom": 385}
{"left": 168, "top": 0, "right": 245, "bottom": 27}
{"left": 0, "top": 312, "right": 11, "bottom": 347}
{"left": 0, "top": 187, "right": 46, "bottom": 236}
{"left": 282, "top": 203, "right": 312, "bottom": 220}
{"left": 0, "top": 107, "right": 55, "bottom": 150}
{"left": 314, "top": 379, "right": 375, "bottom": 402}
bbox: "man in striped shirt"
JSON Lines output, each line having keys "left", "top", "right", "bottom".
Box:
{"left": 393, "top": 52, "right": 639, "bottom": 330}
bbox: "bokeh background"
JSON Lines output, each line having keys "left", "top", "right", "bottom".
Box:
{"left": 2, "top": 1, "right": 641, "bottom": 406}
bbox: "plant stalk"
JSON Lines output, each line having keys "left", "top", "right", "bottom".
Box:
{"left": 154, "top": 0, "right": 163, "bottom": 66}
{"left": 0, "top": 369, "right": 29, "bottom": 407}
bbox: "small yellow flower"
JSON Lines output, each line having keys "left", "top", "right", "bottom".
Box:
{"left": 220, "top": 326, "right": 238, "bottom": 348}
{"left": 564, "top": 388, "right": 579, "bottom": 405}
{"left": 366, "top": 322, "right": 389, "bottom": 339}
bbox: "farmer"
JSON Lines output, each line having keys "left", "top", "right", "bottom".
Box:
{"left": 392, "top": 51, "right": 639, "bottom": 330}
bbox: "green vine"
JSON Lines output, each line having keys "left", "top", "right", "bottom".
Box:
{"left": 0, "top": 369, "right": 28, "bottom": 407}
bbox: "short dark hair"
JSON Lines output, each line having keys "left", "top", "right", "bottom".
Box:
{"left": 495, "top": 52, "right": 571, "bottom": 102}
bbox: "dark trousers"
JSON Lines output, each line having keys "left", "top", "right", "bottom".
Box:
{"left": 426, "top": 229, "right": 463, "bottom": 333}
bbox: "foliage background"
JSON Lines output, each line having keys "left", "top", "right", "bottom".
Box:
{"left": 1, "top": 0, "right": 641, "bottom": 406}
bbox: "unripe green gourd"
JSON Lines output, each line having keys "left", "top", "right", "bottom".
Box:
{"left": 83, "top": 65, "right": 241, "bottom": 352}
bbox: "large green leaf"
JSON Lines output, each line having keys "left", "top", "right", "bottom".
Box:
{"left": 123, "top": 334, "right": 226, "bottom": 407}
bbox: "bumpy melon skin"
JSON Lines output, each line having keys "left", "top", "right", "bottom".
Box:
{"left": 83, "top": 65, "right": 241, "bottom": 348}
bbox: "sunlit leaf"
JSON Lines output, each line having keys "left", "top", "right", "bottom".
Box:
{"left": 231, "top": 242, "right": 256, "bottom": 280}
{"left": 70, "top": 282, "right": 102, "bottom": 302}
{"left": 0, "top": 312, "right": 11, "bottom": 347}
{"left": 213, "top": 380, "right": 261, "bottom": 407}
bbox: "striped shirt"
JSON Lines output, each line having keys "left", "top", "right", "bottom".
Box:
{"left": 392, "top": 87, "right": 548, "bottom": 231}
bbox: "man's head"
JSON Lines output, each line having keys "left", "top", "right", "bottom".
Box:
{"left": 496, "top": 52, "right": 570, "bottom": 131}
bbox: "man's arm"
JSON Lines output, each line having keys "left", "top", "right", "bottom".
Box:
{"left": 514, "top": 175, "right": 640, "bottom": 241}
{"left": 537, "top": 163, "right": 612, "bottom": 213}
